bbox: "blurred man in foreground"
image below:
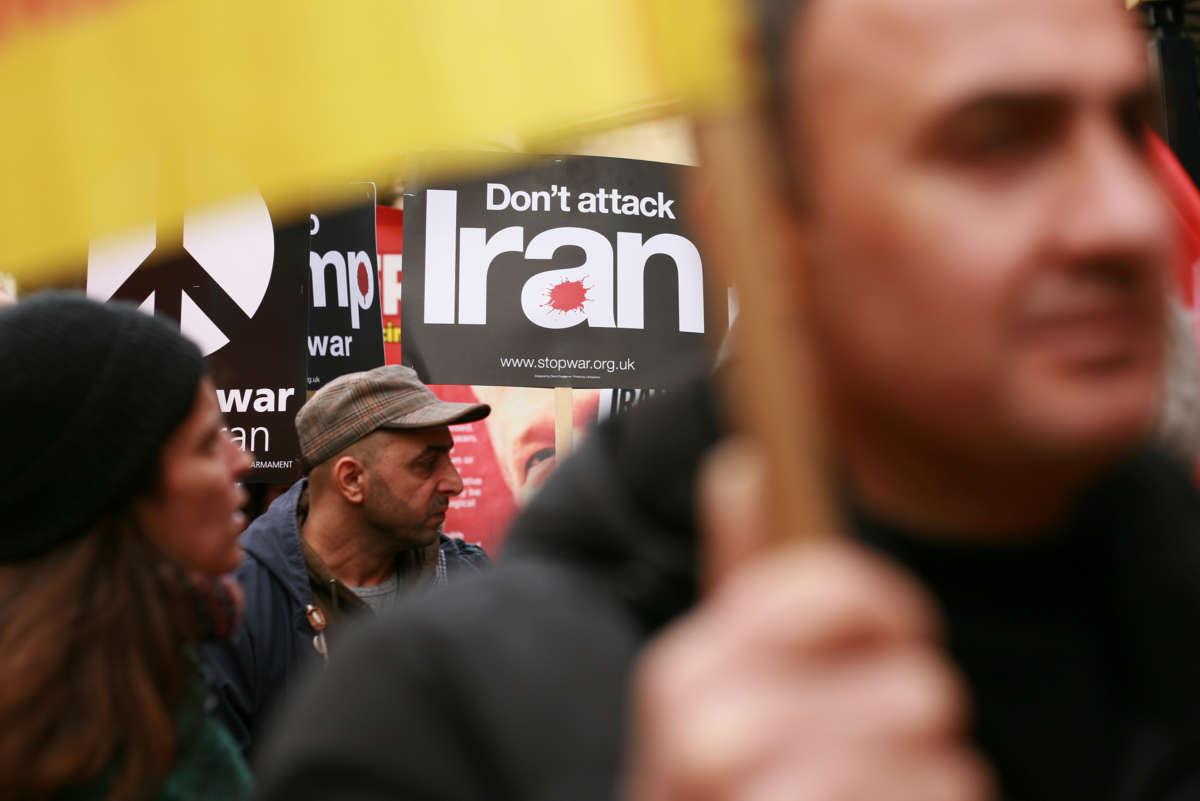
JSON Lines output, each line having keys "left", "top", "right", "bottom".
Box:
{"left": 256, "top": 0, "right": 1200, "bottom": 799}
{"left": 202, "top": 365, "right": 491, "bottom": 753}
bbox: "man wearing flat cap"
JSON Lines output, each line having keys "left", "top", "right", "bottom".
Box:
{"left": 202, "top": 365, "right": 491, "bottom": 754}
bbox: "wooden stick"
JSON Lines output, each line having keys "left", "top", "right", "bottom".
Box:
{"left": 555, "top": 386, "right": 575, "bottom": 459}
{"left": 693, "top": 113, "right": 841, "bottom": 542}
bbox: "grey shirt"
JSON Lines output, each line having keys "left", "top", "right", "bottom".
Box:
{"left": 346, "top": 573, "right": 401, "bottom": 615}
{"left": 347, "top": 547, "right": 449, "bottom": 614}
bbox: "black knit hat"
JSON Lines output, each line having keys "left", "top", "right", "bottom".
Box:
{"left": 0, "top": 292, "right": 206, "bottom": 561}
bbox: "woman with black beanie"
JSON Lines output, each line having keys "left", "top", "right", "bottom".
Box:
{"left": 0, "top": 293, "right": 254, "bottom": 801}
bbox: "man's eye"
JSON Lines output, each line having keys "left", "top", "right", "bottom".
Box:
{"left": 938, "top": 105, "right": 1060, "bottom": 168}
{"left": 974, "top": 126, "right": 1028, "bottom": 155}
{"left": 958, "top": 121, "right": 1046, "bottom": 161}
{"left": 1116, "top": 99, "right": 1153, "bottom": 149}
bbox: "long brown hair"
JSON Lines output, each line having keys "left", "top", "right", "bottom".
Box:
{"left": 0, "top": 512, "right": 201, "bottom": 801}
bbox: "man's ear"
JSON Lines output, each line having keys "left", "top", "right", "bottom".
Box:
{"left": 331, "top": 455, "right": 368, "bottom": 504}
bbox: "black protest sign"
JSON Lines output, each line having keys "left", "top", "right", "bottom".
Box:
{"left": 86, "top": 194, "right": 308, "bottom": 483}
{"left": 596, "top": 387, "right": 668, "bottom": 422}
{"left": 402, "top": 155, "right": 724, "bottom": 388}
{"left": 307, "top": 184, "right": 385, "bottom": 389}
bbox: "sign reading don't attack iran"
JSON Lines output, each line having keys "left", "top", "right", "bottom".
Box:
{"left": 86, "top": 194, "right": 308, "bottom": 483}
{"left": 402, "top": 156, "right": 724, "bottom": 388}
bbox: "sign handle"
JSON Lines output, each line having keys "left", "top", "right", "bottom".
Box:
{"left": 555, "top": 386, "right": 575, "bottom": 459}
{"left": 693, "top": 113, "right": 841, "bottom": 543}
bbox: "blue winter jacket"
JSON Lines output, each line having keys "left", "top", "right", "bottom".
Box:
{"left": 200, "top": 479, "right": 490, "bottom": 755}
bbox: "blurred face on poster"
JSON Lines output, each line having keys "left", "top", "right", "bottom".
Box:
{"left": 469, "top": 386, "right": 601, "bottom": 504}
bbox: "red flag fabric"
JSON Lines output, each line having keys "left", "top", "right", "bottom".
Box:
{"left": 1149, "top": 131, "right": 1200, "bottom": 307}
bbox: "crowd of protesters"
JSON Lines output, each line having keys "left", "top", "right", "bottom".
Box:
{"left": 6, "top": 0, "right": 1200, "bottom": 799}
{"left": 0, "top": 300, "right": 493, "bottom": 799}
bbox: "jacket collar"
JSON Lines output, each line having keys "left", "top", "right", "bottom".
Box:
{"left": 240, "top": 479, "right": 313, "bottom": 610}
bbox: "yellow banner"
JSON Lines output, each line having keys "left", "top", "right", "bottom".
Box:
{"left": 0, "top": 0, "right": 742, "bottom": 281}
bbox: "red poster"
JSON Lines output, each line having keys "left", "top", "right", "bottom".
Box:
{"left": 377, "top": 205, "right": 404, "bottom": 367}
{"left": 1149, "top": 132, "right": 1200, "bottom": 480}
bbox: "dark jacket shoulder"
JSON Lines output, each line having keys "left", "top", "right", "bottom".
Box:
{"left": 257, "top": 560, "right": 640, "bottom": 801}
{"left": 441, "top": 535, "right": 491, "bottom": 574}
{"left": 255, "top": 376, "right": 1200, "bottom": 800}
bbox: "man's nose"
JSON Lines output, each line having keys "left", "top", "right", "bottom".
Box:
{"left": 440, "top": 461, "right": 464, "bottom": 496}
{"left": 1056, "top": 122, "right": 1170, "bottom": 271}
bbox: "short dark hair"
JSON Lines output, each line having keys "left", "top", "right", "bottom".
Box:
{"left": 753, "top": 0, "right": 809, "bottom": 126}
{"left": 751, "top": 0, "right": 814, "bottom": 206}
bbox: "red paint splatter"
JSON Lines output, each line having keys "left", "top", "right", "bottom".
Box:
{"left": 543, "top": 279, "right": 590, "bottom": 313}
{"left": 358, "top": 261, "right": 371, "bottom": 296}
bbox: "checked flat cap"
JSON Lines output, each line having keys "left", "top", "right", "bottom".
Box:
{"left": 296, "top": 365, "right": 490, "bottom": 471}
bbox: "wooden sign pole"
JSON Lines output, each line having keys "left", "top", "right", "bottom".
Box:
{"left": 555, "top": 386, "right": 575, "bottom": 459}
{"left": 693, "top": 113, "right": 841, "bottom": 542}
